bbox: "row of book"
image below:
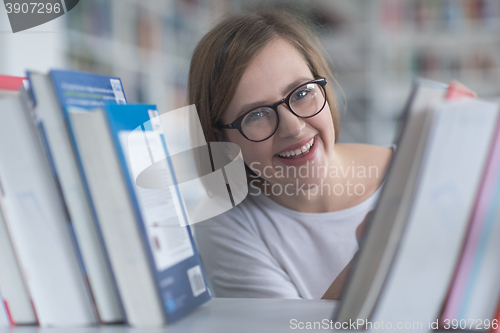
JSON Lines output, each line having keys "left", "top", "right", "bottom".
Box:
{"left": 67, "top": 0, "right": 211, "bottom": 57}
{"left": 381, "top": 46, "right": 497, "bottom": 81}
{"left": 4, "top": 68, "right": 500, "bottom": 330}
{"left": 336, "top": 80, "right": 500, "bottom": 331}
{"left": 380, "top": 0, "right": 499, "bottom": 31}
{"left": 0, "top": 72, "right": 210, "bottom": 328}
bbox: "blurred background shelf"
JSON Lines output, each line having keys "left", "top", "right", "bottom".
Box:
{"left": 1, "top": 0, "right": 499, "bottom": 145}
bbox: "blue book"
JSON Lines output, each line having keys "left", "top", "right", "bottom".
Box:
{"left": 48, "top": 69, "right": 126, "bottom": 109}
{"left": 28, "top": 70, "right": 127, "bottom": 323}
{"left": 68, "top": 103, "right": 210, "bottom": 327}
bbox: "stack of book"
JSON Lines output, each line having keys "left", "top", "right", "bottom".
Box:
{"left": 2, "top": 68, "right": 500, "bottom": 331}
{"left": 336, "top": 79, "right": 500, "bottom": 331}
{"left": 0, "top": 70, "right": 210, "bottom": 328}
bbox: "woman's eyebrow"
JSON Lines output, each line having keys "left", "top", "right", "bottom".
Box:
{"left": 236, "top": 101, "right": 269, "bottom": 118}
{"left": 235, "top": 77, "right": 314, "bottom": 118}
{"left": 281, "top": 77, "right": 313, "bottom": 95}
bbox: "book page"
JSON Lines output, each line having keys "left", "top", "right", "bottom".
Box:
{"left": 119, "top": 130, "right": 193, "bottom": 272}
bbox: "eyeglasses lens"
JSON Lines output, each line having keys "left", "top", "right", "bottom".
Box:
{"left": 289, "top": 82, "right": 325, "bottom": 117}
{"left": 241, "top": 107, "right": 278, "bottom": 141}
{"left": 241, "top": 82, "right": 325, "bottom": 141}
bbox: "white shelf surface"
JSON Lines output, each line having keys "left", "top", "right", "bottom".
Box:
{"left": 8, "top": 298, "right": 338, "bottom": 333}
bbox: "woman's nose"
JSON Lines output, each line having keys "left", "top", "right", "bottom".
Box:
{"left": 276, "top": 104, "right": 305, "bottom": 139}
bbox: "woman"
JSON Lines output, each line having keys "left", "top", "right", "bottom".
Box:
{"left": 189, "top": 10, "right": 392, "bottom": 299}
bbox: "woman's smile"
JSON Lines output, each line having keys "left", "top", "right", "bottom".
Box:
{"left": 274, "top": 134, "right": 319, "bottom": 167}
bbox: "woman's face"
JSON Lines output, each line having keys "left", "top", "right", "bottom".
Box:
{"left": 221, "top": 38, "right": 336, "bottom": 190}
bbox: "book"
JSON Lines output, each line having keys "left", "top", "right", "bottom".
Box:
{"left": 368, "top": 98, "right": 498, "bottom": 327}
{"left": 0, "top": 95, "right": 97, "bottom": 327}
{"left": 493, "top": 303, "right": 500, "bottom": 333}
{"left": 68, "top": 103, "right": 211, "bottom": 327}
{"left": 28, "top": 70, "right": 126, "bottom": 324}
{"left": 0, "top": 289, "right": 11, "bottom": 327}
{"left": 0, "top": 74, "right": 26, "bottom": 97}
{"left": 336, "top": 81, "right": 500, "bottom": 327}
{"left": 440, "top": 108, "right": 500, "bottom": 324}
{"left": 335, "top": 79, "right": 448, "bottom": 322}
{"left": 0, "top": 187, "right": 37, "bottom": 325}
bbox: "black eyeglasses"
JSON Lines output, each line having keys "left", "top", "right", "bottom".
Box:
{"left": 219, "top": 77, "right": 327, "bottom": 142}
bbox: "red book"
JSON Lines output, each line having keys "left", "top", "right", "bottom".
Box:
{"left": 0, "top": 75, "right": 26, "bottom": 92}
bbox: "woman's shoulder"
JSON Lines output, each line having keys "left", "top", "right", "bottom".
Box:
{"left": 336, "top": 143, "right": 393, "bottom": 170}
{"left": 335, "top": 143, "right": 393, "bottom": 204}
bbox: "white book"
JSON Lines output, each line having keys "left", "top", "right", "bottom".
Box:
{"left": 370, "top": 98, "right": 498, "bottom": 330}
{"left": 440, "top": 114, "right": 500, "bottom": 323}
{"left": 0, "top": 96, "right": 96, "bottom": 327}
{"left": 69, "top": 104, "right": 210, "bottom": 327}
{"left": 336, "top": 79, "right": 448, "bottom": 322}
{"left": 69, "top": 108, "right": 166, "bottom": 327}
{"left": 0, "top": 195, "right": 37, "bottom": 324}
{"left": 29, "top": 73, "right": 124, "bottom": 324}
{"left": 0, "top": 289, "right": 10, "bottom": 327}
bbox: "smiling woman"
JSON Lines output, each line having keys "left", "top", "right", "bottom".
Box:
{"left": 189, "top": 10, "right": 393, "bottom": 299}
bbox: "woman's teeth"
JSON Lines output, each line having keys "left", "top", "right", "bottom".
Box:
{"left": 277, "top": 137, "right": 315, "bottom": 158}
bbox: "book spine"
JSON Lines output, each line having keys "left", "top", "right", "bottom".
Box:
{"left": 47, "top": 72, "right": 127, "bottom": 323}
{"left": 3, "top": 300, "right": 15, "bottom": 326}
{"left": 20, "top": 91, "right": 100, "bottom": 323}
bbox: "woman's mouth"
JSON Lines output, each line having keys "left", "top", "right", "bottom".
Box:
{"left": 276, "top": 137, "right": 315, "bottom": 159}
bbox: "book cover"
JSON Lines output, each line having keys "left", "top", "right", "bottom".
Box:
{"left": 441, "top": 111, "right": 500, "bottom": 323}
{"left": 370, "top": 98, "right": 499, "bottom": 327}
{"left": 48, "top": 69, "right": 126, "bottom": 110}
{"left": 0, "top": 74, "right": 26, "bottom": 94}
{"left": 335, "top": 79, "right": 448, "bottom": 323}
{"left": 0, "top": 184, "right": 37, "bottom": 325}
{"left": 104, "top": 104, "right": 211, "bottom": 323}
{"left": 27, "top": 70, "right": 127, "bottom": 323}
{"left": 0, "top": 96, "right": 96, "bottom": 327}
{"left": 335, "top": 79, "right": 482, "bottom": 325}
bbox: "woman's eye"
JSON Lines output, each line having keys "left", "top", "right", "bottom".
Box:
{"left": 292, "top": 89, "right": 310, "bottom": 101}
{"left": 244, "top": 109, "right": 269, "bottom": 124}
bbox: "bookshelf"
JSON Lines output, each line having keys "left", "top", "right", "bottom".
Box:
{"left": 366, "top": 0, "right": 500, "bottom": 144}
{"left": 6, "top": 298, "right": 338, "bottom": 332}
{"left": 0, "top": 7, "right": 65, "bottom": 76}
{"left": 61, "top": 0, "right": 243, "bottom": 211}
{"left": 241, "top": 0, "right": 500, "bottom": 144}
{"left": 64, "top": 0, "right": 242, "bottom": 115}
{"left": 2, "top": 0, "right": 500, "bottom": 145}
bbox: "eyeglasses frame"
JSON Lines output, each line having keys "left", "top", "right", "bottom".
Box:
{"left": 218, "top": 77, "right": 328, "bottom": 142}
